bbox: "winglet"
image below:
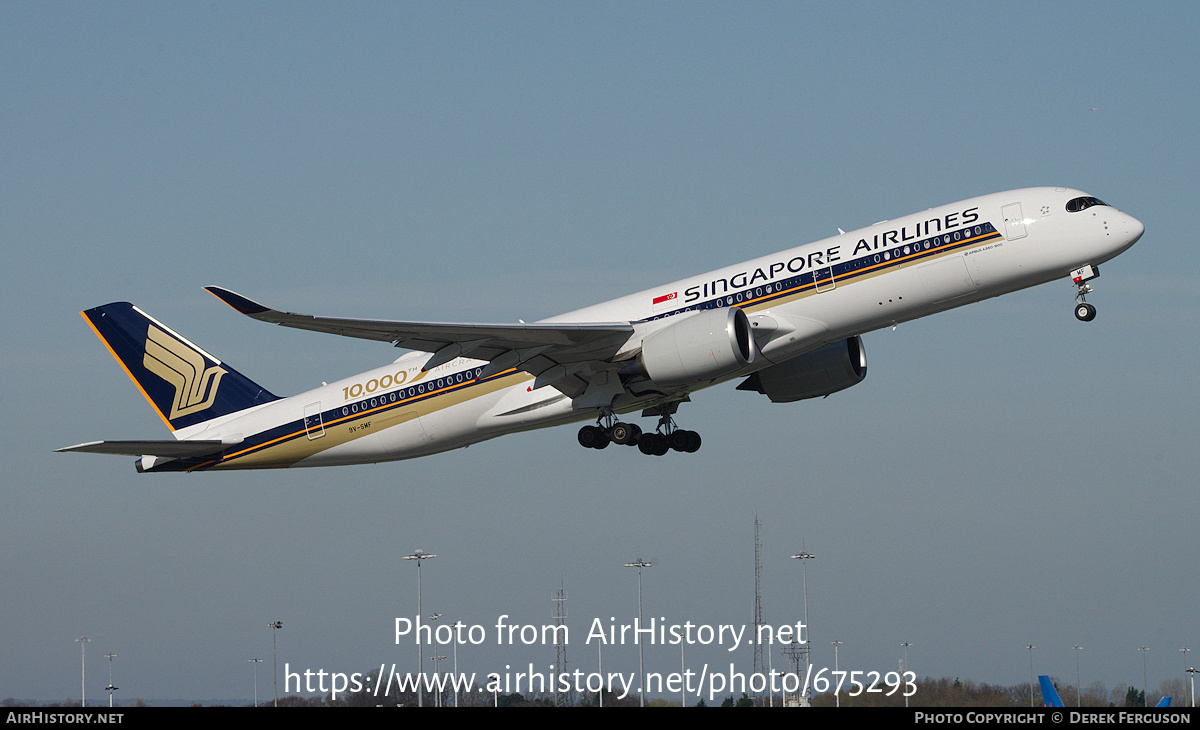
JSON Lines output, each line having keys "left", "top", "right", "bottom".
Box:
{"left": 205, "top": 286, "right": 271, "bottom": 316}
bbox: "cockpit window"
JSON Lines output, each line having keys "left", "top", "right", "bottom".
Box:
{"left": 1066, "top": 196, "right": 1108, "bottom": 212}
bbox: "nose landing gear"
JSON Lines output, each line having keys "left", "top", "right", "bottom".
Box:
{"left": 1070, "top": 265, "right": 1099, "bottom": 322}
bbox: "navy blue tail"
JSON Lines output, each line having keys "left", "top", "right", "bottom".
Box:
{"left": 82, "top": 302, "right": 279, "bottom": 432}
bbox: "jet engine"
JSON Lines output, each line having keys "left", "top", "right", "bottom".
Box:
{"left": 736, "top": 336, "right": 866, "bottom": 402}
{"left": 632, "top": 307, "right": 757, "bottom": 387}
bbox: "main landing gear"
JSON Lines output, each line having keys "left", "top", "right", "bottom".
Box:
{"left": 1070, "top": 265, "right": 1099, "bottom": 322}
{"left": 577, "top": 411, "right": 701, "bottom": 456}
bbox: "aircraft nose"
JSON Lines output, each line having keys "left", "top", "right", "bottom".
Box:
{"left": 1125, "top": 214, "right": 1145, "bottom": 245}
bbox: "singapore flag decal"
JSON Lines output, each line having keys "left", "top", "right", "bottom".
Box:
{"left": 651, "top": 291, "right": 677, "bottom": 311}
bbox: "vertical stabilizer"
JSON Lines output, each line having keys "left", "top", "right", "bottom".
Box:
{"left": 82, "top": 302, "right": 279, "bottom": 432}
{"left": 1038, "top": 676, "right": 1065, "bottom": 708}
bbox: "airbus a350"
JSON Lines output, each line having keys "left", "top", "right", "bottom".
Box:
{"left": 58, "top": 187, "right": 1143, "bottom": 472}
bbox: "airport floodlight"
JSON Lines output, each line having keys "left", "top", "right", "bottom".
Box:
{"left": 269, "top": 621, "right": 283, "bottom": 707}
{"left": 790, "top": 550, "right": 815, "bottom": 702}
{"left": 1139, "top": 647, "right": 1150, "bottom": 706}
{"left": 831, "top": 641, "right": 843, "bottom": 707}
{"left": 1185, "top": 667, "right": 1196, "bottom": 708}
{"left": 1071, "top": 645, "right": 1083, "bottom": 707}
{"left": 404, "top": 549, "right": 436, "bottom": 707}
{"left": 1183, "top": 648, "right": 1192, "bottom": 676}
{"left": 451, "top": 621, "right": 465, "bottom": 708}
{"left": 429, "top": 614, "right": 444, "bottom": 706}
{"left": 248, "top": 658, "right": 263, "bottom": 707}
{"left": 1026, "top": 645, "right": 1035, "bottom": 707}
{"left": 624, "top": 559, "right": 652, "bottom": 707}
{"left": 901, "top": 642, "right": 914, "bottom": 708}
{"left": 598, "top": 639, "right": 604, "bottom": 707}
{"left": 104, "top": 653, "right": 117, "bottom": 707}
{"left": 76, "top": 637, "right": 90, "bottom": 708}
{"left": 789, "top": 552, "right": 815, "bottom": 639}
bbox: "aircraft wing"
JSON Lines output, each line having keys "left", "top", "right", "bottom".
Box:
{"left": 205, "top": 287, "right": 636, "bottom": 396}
{"left": 56, "top": 440, "right": 228, "bottom": 457}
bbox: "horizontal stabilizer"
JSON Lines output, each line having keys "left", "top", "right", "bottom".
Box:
{"left": 56, "top": 439, "right": 230, "bottom": 458}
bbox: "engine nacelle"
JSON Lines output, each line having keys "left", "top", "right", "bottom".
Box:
{"left": 736, "top": 336, "right": 867, "bottom": 403}
{"left": 635, "top": 307, "right": 757, "bottom": 387}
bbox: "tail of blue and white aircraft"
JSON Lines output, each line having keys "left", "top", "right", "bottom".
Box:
{"left": 1040, "top": 675, "right": 1169, "bottom": 708}
{"left": 79, "top": 302, "right": 279, "bottom": 431}
{"left": 1039, "top": 676, "right": 1065, "bottom": 707}
{"left": 57, "top": 302, "right": 281, "bottom": 470}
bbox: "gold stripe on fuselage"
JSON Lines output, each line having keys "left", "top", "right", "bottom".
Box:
{"left": 201, "top": 369, "right": 527, "bottom": 470}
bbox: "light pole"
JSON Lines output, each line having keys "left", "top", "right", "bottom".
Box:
{"left": 790, "top": 550, "right": 815, "bottom": 704}
{"left": 1186, "top": 667, "right": 1196, "bottom": 708}
{"left": 248, "top": 658, "right": 263, "bottom": 707}
{"left": 451, "top": 621, "right": 466, "bottom": 708}
{"left": 75, "top": 637, "right": 89, "bottom": 708}
{"left": 680, "top": 642, "right": 685, "bottom": 708}
{"left": 403, "top": 549, "right": 436, "bottom": 707}
{"left": 429, "top": 613, "right": 443, "bottom": 707}
{"left": 1139, "top": 647, "right": 1149, "bottom": 707}
{"left": 1071, "top": 645, "right": 1083, "bottom": 707}
{"left": 624, "top": 558, "right": 652, "bottom": 707}
{"left": 598, "top": 640, "right": 604, "bottom": 707}
{"left": 1182, "top": 648, "right": 1192, "bottom": 693}
{"left": 831, "top": 641, "right": 843, "bottom": 707}
{"left": 901, "top": 642, "right": 913, "bottom": 708}
{"left": 104, "top": 652, "right": 117, "bottom": 708}
{"left": 269, "top": 621, "right": 283, "bottom": 707}
{"left": 1026, "top": 644, "right": 1035, "bottom": 707}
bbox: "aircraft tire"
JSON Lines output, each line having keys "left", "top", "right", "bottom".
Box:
{"left": 610, "top": 422, "right": 640, "bottom": 446}
{"left": 638, "top": 433, "right": 670, "bottom": 456}
{"left": 637, "top": 433, "right": 657, "bottom": 455}
{"left": 1074, "top": 303, "right": 1096, "bottom": 322}
{"left": 578, "top": 425, "right": 603, "bottom": 448}
{"left": 669, "top": 430, "right": 690, "bottom": 452}
{"left": 653, "top": 434, "right": 670, "bottom": 456}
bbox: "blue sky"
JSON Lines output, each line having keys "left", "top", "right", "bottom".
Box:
{"left": 3, "top": 1, "right": 1197, "bottom": 703}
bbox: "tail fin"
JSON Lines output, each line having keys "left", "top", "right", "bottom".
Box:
{"left": 1038, "top": 676, "right": 1064, "bottom": 707}
{"left": 82, "top": 302, "right": 279, "bottom": 432}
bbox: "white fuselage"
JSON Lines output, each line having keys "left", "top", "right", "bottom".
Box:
{"left": 171, "top": 187, "right": 1143, "bottom": 470}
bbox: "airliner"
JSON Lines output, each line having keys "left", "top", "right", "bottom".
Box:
{"left": 58, "top": 187, "right": 1143, "bottom": 472}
